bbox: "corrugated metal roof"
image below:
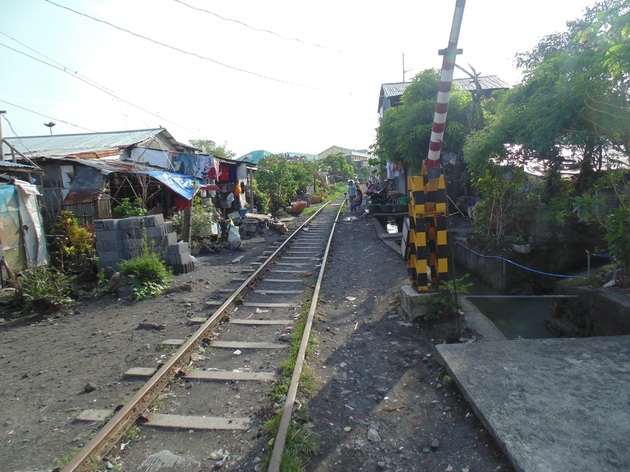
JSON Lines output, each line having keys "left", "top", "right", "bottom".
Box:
{"left": 3, "top": 128, "right": 189, "bottom": 160}
{"left": 60, "top": 157, "right": 155, "bottom": 174}
{"left": 0, "top": 160, "right": 38, "bottom": 171}
{"left": 454, "top": 75, "right": 511, "bottom": 91}
{"left": 378, "top": 76, "right": 510, "bottom": 113}
{"left": 381, "top": 76, "right": 509, "bottom": 98}
{"left": 380, "top": 82, "right": 410, "bottom": 98}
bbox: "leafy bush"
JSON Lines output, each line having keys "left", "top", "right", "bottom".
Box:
{"left": 113, "top": 198, "right": 148, "bottom": 218}
{"left": 572, "top": 171, "right": 630, "bottom": 274}
{"left": 253, "top": 180, "right": 269, "bottom": 214}
{"left": 602, "top": 205, "right": 630, "bottom": 273}
{"left": 52, "top": 211, "right": 95, "bottom": 271}
{"left": 119, "top": 252, "right": 172, "bottom": 300}
{"left": 15, "top": 266, "right": 75, "bottom": 312}
{"left": 423, "top": 275, "right": 472, "bottom": 320}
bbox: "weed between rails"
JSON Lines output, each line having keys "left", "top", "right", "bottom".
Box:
{"left": 263, "top": 284, "right": 320, "bottom": 471}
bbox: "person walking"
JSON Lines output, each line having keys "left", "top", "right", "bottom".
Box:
{"left": 347, "top": 180, "right": 357, "bottom": 207}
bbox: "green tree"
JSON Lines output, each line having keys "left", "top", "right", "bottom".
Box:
{"left": 374, "top": 69, "right": 471, "bottom": 174}
{"left": 464, "top": 0, "right": 630, "bottom": 241}
{"left": 321, "top": 152, "right": 354, "bottom": 182}
{"left": 254, "top": 156, "right": 318, "bottom": 213}
{"left": 512, "top": 0, "right": 629, "bottom": 183}
{"left": 355, "top": 165, "right": 371, "bottom": 183}
{"left": 189, "top": 139, "right": 235, "bottom": 158}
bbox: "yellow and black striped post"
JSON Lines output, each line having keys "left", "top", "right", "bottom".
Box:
{"left": 406, "top": 162, "right": 449, "bottom": 292}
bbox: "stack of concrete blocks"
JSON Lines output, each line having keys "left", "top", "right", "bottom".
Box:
{"left": 94, "top": 214, "right": 195, "bottom": 276}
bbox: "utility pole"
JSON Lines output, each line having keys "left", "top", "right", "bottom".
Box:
{"left": 0, "top": 110, "right": 5, "bottom": 161}
{"left": 426, "top": 0, "right": 466, "bottom": 166}
{"left": 405, "top": 0, "right": 466, "bottom": 292}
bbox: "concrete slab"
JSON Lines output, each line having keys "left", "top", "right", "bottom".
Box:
{"left": 435, "top": 336, "right": 630, "bottom": 471}
{"left": 146, "top": 413, "right": 250, "bottom": 431}
{"left": 210, "top": 340, "right": 288, "bottom": 349}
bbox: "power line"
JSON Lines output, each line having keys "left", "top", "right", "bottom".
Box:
{"left": 1, "top": 114, "right": 41, "bottom": 167}
{"left": 172, "top": 0, "right": 338, "bottom": 52}
{"left": 0, "top": 30, "right": 118, "bottom": 98}
{"left": 0, "top": 40, "right": 198, "bottom": 133}
{"left": 44, "top": 0, "right": 318, "bottom": 90}
{"left": 0, "top": 99, "right": 98, "bottom": 132}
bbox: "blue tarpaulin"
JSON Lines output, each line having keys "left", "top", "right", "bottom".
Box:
{"left": 139, "top": 171, "right": 200, "bottom": 200}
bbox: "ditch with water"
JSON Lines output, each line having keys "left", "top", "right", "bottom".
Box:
{"left": 385, "top": 218, "right": 566, "bottom": 340}
{"left": 456, "top": 267, "right": 562, "bottom": 340}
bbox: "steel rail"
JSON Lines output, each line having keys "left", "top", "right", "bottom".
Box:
{"left": 63, "top": 202, "right": 331, "bottom": 472}
{"left": 268, "top": 199, "right": 344, "bottom": 471}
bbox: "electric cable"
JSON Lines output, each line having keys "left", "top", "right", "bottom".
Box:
{"left": 44, "top": 0, "right": 318, "bottom": 90}
{"left": 0, "top": 99, "right": 98, "bottom": 133}
{"left": 172, "top": 0, "right": 339, "bottom": 52}
{"left": 0, "top": 40, "right": 198, "bottom": 134}
{"left": 1, "top": 114, "right": 41, "bottom": 168}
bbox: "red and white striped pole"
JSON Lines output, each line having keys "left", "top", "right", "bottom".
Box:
{"left": 426, "top": 0, "right": 466, "bottom": 168}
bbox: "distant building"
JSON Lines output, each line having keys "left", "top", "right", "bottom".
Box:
{"left": 237, "top": 150, "right": 318, "bottom": 163}
{"left": 317, "top": 145, "right": 372, "bottom": 167}
{"left": 281, "top": 152, "right": 318, "bottom": 162}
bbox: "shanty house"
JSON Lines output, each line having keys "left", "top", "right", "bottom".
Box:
{"left": 3, "top": 128, "right": 256, "bottom": 231}
{"left": 2, "top": 128, "right": 209, "bottom": 230}
{"left": 0, "top": 161, "right": 48, "bottom": 278}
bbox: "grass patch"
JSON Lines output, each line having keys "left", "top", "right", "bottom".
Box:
{"left": 123, "top": 425, "right": 140, "bottom": 441}
{"left": 263, "top": 411, "right": 320, "bottom": 472}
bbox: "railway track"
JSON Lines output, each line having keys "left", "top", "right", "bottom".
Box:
{"left": 63, "top": 200, "right": 342, "bottom": 471}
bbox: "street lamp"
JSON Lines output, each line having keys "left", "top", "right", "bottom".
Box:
{"left": 44, "top": 122, "right": 56, "bottom": 135}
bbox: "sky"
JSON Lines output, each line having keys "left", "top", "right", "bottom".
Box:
{"left": 1, "top": 0, "right": 599, "bottom": 158}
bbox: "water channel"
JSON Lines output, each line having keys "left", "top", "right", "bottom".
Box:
{"left": 457, "top": 267, "right": 561, "bottom": 340}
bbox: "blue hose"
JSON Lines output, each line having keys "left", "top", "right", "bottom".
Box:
{"left": 453, "top": 241, "right": 584, "bottom": 279}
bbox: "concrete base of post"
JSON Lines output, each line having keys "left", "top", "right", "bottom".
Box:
{"left": 399, "top": 284, "right": 434, "bottom": 320}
